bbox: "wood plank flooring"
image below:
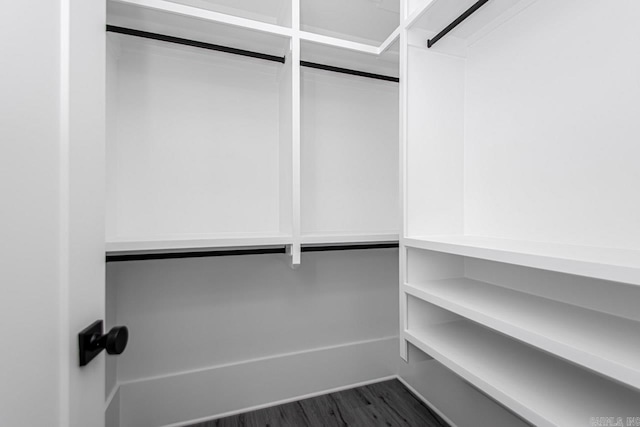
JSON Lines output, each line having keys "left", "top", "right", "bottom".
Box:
{"left": 189, "top": 379, "right": 450, "bottom": 427}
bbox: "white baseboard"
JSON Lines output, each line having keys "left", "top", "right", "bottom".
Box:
{"left": 117, "top": 336, "right": 399, "bottom": 427}
{"left": 111, "top": 337, "right": 528, "bottom": 427}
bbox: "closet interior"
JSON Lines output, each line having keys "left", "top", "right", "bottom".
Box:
{"left": 105, "top": 1, "right": 406, "bottom": 426}
{"left": 104, "top": 0, "right": 640, "bottom": 426}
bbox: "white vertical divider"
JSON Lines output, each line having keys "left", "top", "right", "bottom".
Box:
{"left": 398, "top": 0, "right": 409, "bottom": 361}
{"left": 290, "top": 0, "right": 302, "bottom": 267}
{"left": 279, "top": 42, "right": 294, "bottom": 259}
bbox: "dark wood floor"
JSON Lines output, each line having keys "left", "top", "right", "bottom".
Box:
{"left": 189, "top": 379, "right": 450, "bottom": 427}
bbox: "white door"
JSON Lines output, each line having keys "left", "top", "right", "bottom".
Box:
{"left": 1, "top": 1, "right": 108, "bottom": 427}
{"left": 63, "top": 0, "right": 108, "bottom": 426}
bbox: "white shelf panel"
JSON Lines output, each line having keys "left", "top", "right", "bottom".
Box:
{"left": 404, "top": 235, "right": 640, "bottom": 286}
{"left": 299, "top": 31, "right": 380, "bottom": 55}
{"left": 302, "top": 232, "right": 399, "bottom": 245}
{"left": 165, "top": 0, "right": 290, "bottom": 27}
{"left": 403, "top": 279, "right": 640, "bottom": 390}
{"left": 301, "top": 0, "right": 400, "bottom": 46}
{"left": 108, "top": 0, "right": 292, "bottom": 57}
{"left": 405, "top": 320, "right": 640, "bottom": 427}
{"left": 106, "top": 233, "right": 293, "bottom": 254}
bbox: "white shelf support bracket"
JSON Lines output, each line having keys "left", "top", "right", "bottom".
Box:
{"left": 289, "top": 33, "right": 301, "bottom": 270}
{"left": 287, "top": 243, "right": 301, "bottom": 268}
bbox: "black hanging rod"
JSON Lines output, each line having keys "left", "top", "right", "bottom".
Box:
{"left": 106, "top": 26, "right": 399, "bottom": 83}
{"left": 427, "top": 0, "right": 489, "bottom": 48}
{"left": 301, "top": 61, "right": 399, "bottom": 83}
{"left": 106, "top": 25, "right": 286, "bottom": 63}
{"left": 106, "top": 247, "right": 286, "bottom": 263}
{"left": 302, "top": 243, "right": 399, "bottom": 252}
{"left": 106, "top": 242, "right": 399, "bottom": 262}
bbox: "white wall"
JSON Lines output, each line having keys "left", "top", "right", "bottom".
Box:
{"left": 0, "top": 2, "right": 62, "bottom": 425}
{"left": 301, "top": 68, "right": 399, "bottom": 236}
{"left": 464, "top": 0, "right": 640, "bottom": 249}
{"left": 109, "top": 249, "right": 398, "bottom": 381}
{"left": 107, "top": 249, "right": 399, "bottom": 425}
{"left": 464, "top": 257, "right": 640, "bottom": 323}
{"left": 107, "top": 36, "right": 284, "bottom": 240}
{"left": 406, "top": 44, "right": 464, "bottom": 237}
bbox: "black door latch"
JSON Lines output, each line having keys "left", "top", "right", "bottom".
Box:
{"left": 78, "top": 320, "right": 128, "bottom": 366}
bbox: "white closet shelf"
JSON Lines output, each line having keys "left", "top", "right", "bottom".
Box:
{"left": 298, "top": 26, "right": 400, "bottom": 58}
{"left": 403, "top": 278, "right": 640, "bottom": 390}
{"left": 109, "top": 0, "right": 401, "bottom": 57}
{"left": 110, "top": 0, "right": 292, "bottom": 35}
{"left": 300, "top": 31, "right": 380, "bottom": 55}
{"left": 300, "top": 0, "right": 400, "bottom": 50}
{"left": 404, "top": 320, "right": 640, "bottom": 427}
{"left": 404, "top": 235, "right": 640, "bottom": 286}
{"left": 301, "top": 232, "right": 399, "bottom": 245}
{"left": 108, "top": 0, "right": 292, "bottom": 58}
{"left": 106, "top": 233, "right": 293, "bottom": 255}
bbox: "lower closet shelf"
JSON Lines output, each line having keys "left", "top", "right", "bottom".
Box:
{"left": 105, "top": 233, "right": 293, "bottom": 255}
{"left": 402, "top": 279, "right": 640, "bottom": 390}
{"left": 404, "top": 320, "right": 640, "bottom": 427}
{"left": 403, "top": 235, "right": 640, "bottom": 286}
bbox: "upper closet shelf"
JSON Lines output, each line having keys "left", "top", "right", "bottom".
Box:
{"left": 109, "top": 0, "right": 402, "bottom": 57}
{"left": 108, "top": 0, "right": 292, "bottom": 57}
{"left": 298, "top": 26, "right": 400, "bottom": 56}
{"left": 299, "top": 32, "right": 379, "bottom": 55}
{"left": 404, "top": 235, "right": 640, "bottom": 286}
{"left": 405, "top": 0, "right": 534, "bottom": 45}
{"left": 106, "top": 233, "right": 293, "bottom": 255}
{"left": 158, "top": 0, "right": 293, "bottom": 27}
{"left": 301, "top": 0, "right": 400, "bottom": 50}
